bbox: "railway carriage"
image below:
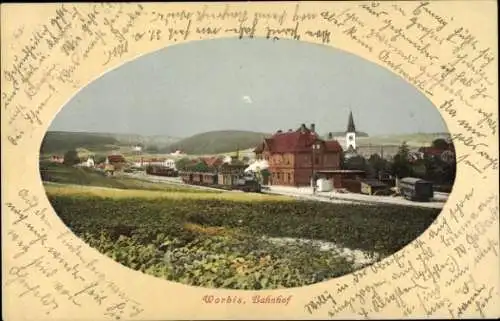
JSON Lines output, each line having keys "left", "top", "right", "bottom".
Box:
{"left": 145, "top": 165, "right": 178, "bottom": 177}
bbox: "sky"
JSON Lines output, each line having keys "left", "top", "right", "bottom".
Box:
{"left": 49, "top": 37, "right": 448, "bottom": 138}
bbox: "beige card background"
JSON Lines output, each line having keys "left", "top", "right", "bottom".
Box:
{"left": 1, "top": 1, "right": 499, "bottom": 320}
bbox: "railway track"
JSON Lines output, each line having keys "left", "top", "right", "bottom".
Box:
{"left": 123, "top": 172, "right": 243, "bottom": 193}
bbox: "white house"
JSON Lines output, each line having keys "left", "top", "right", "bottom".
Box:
{"left": 170, "top": 150, "right": 186, "bottom": 156}
{"left": 133, "top": 160, "right": 144, "bottom": 168}
{"left": 165, "top": 159, "right": 176, "bottom": 169}
{"left": 86, "top": 157, "right": 95, "bottom": 167}
{"left": 139, "top": 157, "right": 176, "bottom": 169}
{"left": 75, "top": 156, "right": 95, "bottom": 168}
{"left": 223, "top": 155, "right": 233, "bottom": 164}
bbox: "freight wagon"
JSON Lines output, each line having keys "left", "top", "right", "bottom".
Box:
{"left": 398, "top": 177, "right": 434, "bottom": 201}
{"left": 145, "top": 165, "right": 178, "bottom": 177}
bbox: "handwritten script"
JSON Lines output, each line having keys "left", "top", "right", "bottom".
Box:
{"left": 5, "top": 189, "right": 144, "bottom": 319}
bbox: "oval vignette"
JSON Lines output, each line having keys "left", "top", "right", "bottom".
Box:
{"left": 39, "top": 37, "right": 456, "bottom": 290}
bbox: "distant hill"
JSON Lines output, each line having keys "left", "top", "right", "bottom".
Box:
{"left": 322, "top": 131, "right": 369, "bottom": 138}
{"left": 165, "top": 130, "right": 270, "bottom": 155}
{"left": 40, "top": 131, "right": 120, "bottom": 154}
{"left": 100, "top": 133, "right": 180, "bottom": 147}
{"left": 40, "top": 131, "right": 180, "bottom": 155}
{"left": 357, "top": 132, "right": 451, "bottom": 147}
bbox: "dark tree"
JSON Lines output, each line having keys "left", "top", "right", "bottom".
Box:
{"left": 63, "top": 149, "right": 80, "bottom": 166}
{"left": 411, "top": 159, "right": 427, "bottom": 178}
{"left": 432, "top": 138, "right": 450, "bottom": 150}
{"left": 344, "top": 155, "right": 367, "bottom": 171}
{"left": 94, "top": 154, "right": 107, "bottom": 164}
{"left": 191, "top": 161, "right": 209, "bottom": 172}
{"left": 367, "top": 154, "right": 389, "bottom": 178}
{"left": 175, "top": 157, "right": 192, "bottom": 171}
{"left": 391, "top": 142, "right": 412, "bottom": 178}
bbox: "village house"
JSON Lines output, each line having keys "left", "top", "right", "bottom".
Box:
{"left": 105, "top": 154, "right": 127, "bottom": 172}
{"left": 75, "top": 156, "right": 95, "bottom": 168}
{"left": 50, "top": 155, "right": 64, "bottom": 163}
{"left": 217, "top": 157, "right": 247, "bottom": 185}
{"left": 170, "top": 150, "right": 186, "bottom": 156}
{"left": 254, "top": 123, "right": 343, "bottom": 187}
{"left": 418, "top": 142, "right": 455, "bottom": 163}
{"left": 179, "top": 155, "right": 248, "bottom": 187}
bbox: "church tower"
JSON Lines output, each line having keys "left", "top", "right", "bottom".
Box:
{"left": 345, "top": 110, "right": 357, "bottom": 151}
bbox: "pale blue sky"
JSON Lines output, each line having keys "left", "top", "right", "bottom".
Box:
{"left": 49, "top": 37, "right": 448, "bottom": 137}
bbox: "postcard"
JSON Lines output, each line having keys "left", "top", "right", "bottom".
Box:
{"left": 1, "top": 1, "right": 498, "bottom": 320}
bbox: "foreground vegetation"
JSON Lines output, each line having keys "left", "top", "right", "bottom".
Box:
{"left": 46, "top": 184, "right": 440, "bottom": 289}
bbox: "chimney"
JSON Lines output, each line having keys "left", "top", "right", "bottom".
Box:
{"left": 288, "top": 129, "right": 293, "bottom": 132}
{"left": 276, "top": 129, "right": 283, "bottom": 134}
{"left": 300, "top": 123, "right": 307, "bottom": 133}
{"left": 310, "top": 123, "right": 316, "bottom": 133}
{"left": 328, "top": 132, "right": 333, "bottom": 140}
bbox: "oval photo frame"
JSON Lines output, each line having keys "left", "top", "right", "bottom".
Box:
{"left": 40, "top": 36, "right": 456, "bottom": 292}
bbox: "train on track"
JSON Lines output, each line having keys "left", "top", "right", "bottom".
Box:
{"left": 179, "top": 170, "right": 262, "bottom": 193}
{"left": 145, "top": 165, "right": 179, "bottom": 177}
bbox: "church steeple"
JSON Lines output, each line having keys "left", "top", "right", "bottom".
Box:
{"left": 345, "top": 110, "right": 357, "bottom": 152}
{"left": 346, "top": 110, "right": 356, "bottom": 133}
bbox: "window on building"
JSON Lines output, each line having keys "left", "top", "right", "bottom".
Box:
{"left": 287, "top": 173, "right": 291, "bottom": 182}
{"left": 315, "top": 156, "right": 320, "bottom": 165}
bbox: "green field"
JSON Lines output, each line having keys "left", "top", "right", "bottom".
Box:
{"left": 45, "top": 182, "right": 440, "bottom": 290}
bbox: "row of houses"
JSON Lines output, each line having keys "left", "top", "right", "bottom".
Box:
{"left": 50, "top": 154, "right": 180, "bottom": 171}
{"left": 132, "top": 158, "right": 176, "bottom": 169}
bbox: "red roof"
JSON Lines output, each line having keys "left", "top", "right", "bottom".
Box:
{"left": 418, "top": 147, "right": 452, "bottom": 156}
{"left": 205, "top": 156, "right": 224, "bottom": 168}
{"left": 254, "top": 127, "right": 342, "bottom": 153}
{"left": 107, "top": 155, "right": 126, "bottom": 163}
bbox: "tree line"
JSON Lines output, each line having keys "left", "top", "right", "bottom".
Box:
{"left": 344, "top": 139, "right": 456, "bottom": 187}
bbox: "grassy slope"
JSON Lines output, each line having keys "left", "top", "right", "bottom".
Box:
{"left": 39, "top": 162, "right": 216, "bottom": 193}
{"left": 44, "top": 183, "right": 289, "bottom": 201}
